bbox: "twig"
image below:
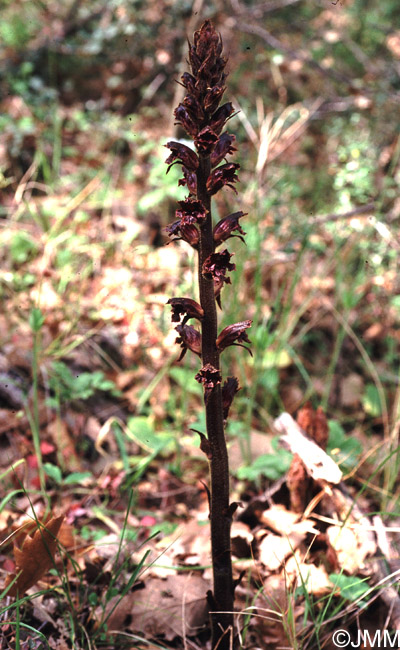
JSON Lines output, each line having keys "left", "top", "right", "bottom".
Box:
{"left": 231, "top": 0, "right": 302, "bottom": 18}
{"left": 310, "top": 202, "right": 375, "bottom": 226}
{"left": 229, "top": 19, "right": 355, "bottom": 87}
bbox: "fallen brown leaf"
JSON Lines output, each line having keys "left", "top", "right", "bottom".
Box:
{"left": 103, "top": 573, "right": 210, "bottom": 641}
{"left": 257, "top": 531, "right": 306, "bottom": 571}
{"left": 4, "top": 515, "right": 64, "bottom": 597}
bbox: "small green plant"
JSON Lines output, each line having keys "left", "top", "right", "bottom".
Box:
{"left": 42, "top": 464, "right": 92, "bottom": 486}
{"left": 47, "top": 360, "right": 120, "bottom": 407}
{"left": 10, "top": 231, "right": 39, "bottom": 265}
{"left": 329, "top": 573, "right": 370, "bottom": 605}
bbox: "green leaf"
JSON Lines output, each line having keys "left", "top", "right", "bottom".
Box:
{"left": 107, "top": 587, "right": 119, "bottom": 600}
{"left": 88, "top": 592, "right": 98, "bottom": 606}
{"left": 327, "top": 421, "right": 362, "bottom": 472}
{"left": 0, "top": 16, "right": 33, "bottom": 48}
{"left": 362, "top": 383, "right": 382, "bottom": 417}
{"left": 236, "top": 449, "right": 292, "bottom": 481}
{"left": 390, "top": 295, "right": 400, "bottom": 311}
{"left": 29, "top": 307, "right": 45, "bottom": 332}
{"left": 63, "top": 472, "right": 92, "bottom": 485}
{"left": 329, "top": 573, "right": 370, "bottom": 603}
{"left": 48, "top": 361, "right": 120, "bottom": 403}
{"left": 10, "top": 232, "right": 38, "bottom": 264}
{"left": 44, "top": 462, "right": 62, "bottom": 484}
{"left": 126, "top": 416, "right": 158, "bottom": 450}
{"left": 127, "top": 416, "right": 174, "bottom": 453}
{"left": 149, "top": 520, "right": 178, "bottom": 537}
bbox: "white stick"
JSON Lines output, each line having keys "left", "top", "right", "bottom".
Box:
{"left": 273, "top": 412, "right": 343, "bottom": 484}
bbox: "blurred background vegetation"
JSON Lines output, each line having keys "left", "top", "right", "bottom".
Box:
{"left": 0, "top": 0, "right": 399, "bottom": 490}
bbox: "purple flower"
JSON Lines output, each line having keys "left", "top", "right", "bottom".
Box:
{"left": 176, "top": 198, "right": 207, "bottom": 225}
{"left": 206, "top": 163, "right": 240, "bottom": 195}
{"left": 209, "top": 103, "right": 235, "bottom": 134}
{"left": 165, "top": 220, "right": 199, "bottom": 248}
{"left": 195, "top": 363, "right": 222, "bottom": 402}
{"left": 165, "top": 141, "right": 199, "bottom": 173}
{"left": 167, "top": 298, "right": 204, "bottom": 324}
{"left": 194, "top": 127, "right": 219, "bottom": 156}
{"left": 210, "top": 133, "right": 237, "bottom": 167}
{"left": 222, "top": 377, "right": 240, "bottom": 420}
{"left": 204, "top": 82, "right": 226, "bottom": 113}
{"left": 175, "top": 324, "right": 201, "bottom": 361}
{"left": 202, "top": 249, "right": 235, "bottom": 285}
{"left": 183, "top": 94, "right": 204, "bottom": 124}
{"left": 178, "top": 168, "right": 197, "bottom": 195}
{"left": 174, "top": 104, "right": 198, "bottom": 137}
{"left": 213, "top": 211, "right": 247, "bottom": 245}
{"left": 216, "top": 320, "right": 252, "bottom": 355}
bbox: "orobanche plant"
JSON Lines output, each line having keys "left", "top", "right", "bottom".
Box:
{"left": 165, "top": 20, "right": 251, "bottom": 649}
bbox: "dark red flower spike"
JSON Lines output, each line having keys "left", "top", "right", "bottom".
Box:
{"left": 164, "top": 21, "right": 250, "bottom": 648}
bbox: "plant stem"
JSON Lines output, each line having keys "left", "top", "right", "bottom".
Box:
{"left": 197, "top": 155, "right": 234, "bottom": 647}
{"left": 31, "top": 328, "right": 46, "bottom": 494}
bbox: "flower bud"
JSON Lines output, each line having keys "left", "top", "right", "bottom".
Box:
{"left": 180, "top": 72, "right": 196, "bottom": 94}
{"left": 189, "top": 20, "right": 225, "bottom": 82}
{"left": 222, "top": 377, "right": 240, "bottom": 420}
{"left": 175, "top": 324, "right": 201, "bottom": 360}
{"left": 209, "top": 103, "right": 235, "bottom": 134}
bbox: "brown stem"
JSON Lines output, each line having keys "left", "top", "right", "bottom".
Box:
{"left": 197, "top": 155, "right": 234, "bottom": 648}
